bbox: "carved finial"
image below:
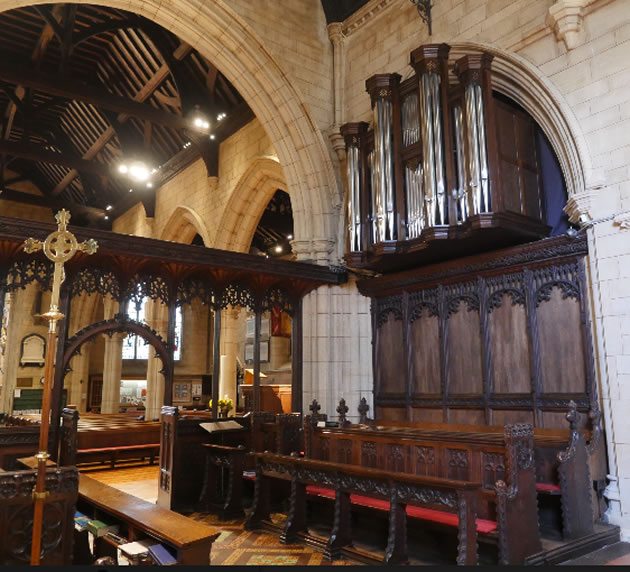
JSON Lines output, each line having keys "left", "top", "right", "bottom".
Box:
{"left": 309, "top": 400, "right": 321, "bottom": 416}
{"left": 55, "top": 208, "right": 71, "bottom": 229}
{"left": 566, "top": 400, "right": 580, "bottom": 431}
{"left": 358, "top": 397, "right": 370, "bottom": 424}
{"left": 337, "top": 398, "right": 349, "bottom": 426}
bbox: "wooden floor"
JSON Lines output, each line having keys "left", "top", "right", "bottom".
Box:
{"left": 83, "top": 465, "right": 630, "bottom": 566}
{"left": 82, "top": 465, "right": 358, "bottom": 566}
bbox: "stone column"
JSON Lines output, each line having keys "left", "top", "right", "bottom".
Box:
{"left": 219, "top": 308, "right": 240, "bottom": 406}
{"left": 327, "top": 21, "right": 346, "bottom": 163}
{"left": 145, "top": 300, "right": 167, "bottom": 421}
{"left": 101, "top": 333, "right": 123, "bottom": 414}
{"left": 0, "top": 289, "right": 19, "bottom": 414}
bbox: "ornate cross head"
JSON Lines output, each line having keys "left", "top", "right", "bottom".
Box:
{"left": 309, "top": 399, "right": 321, "bottom": 416}
{"left": 337, "top": 398, "right": 349, "bottom": 426}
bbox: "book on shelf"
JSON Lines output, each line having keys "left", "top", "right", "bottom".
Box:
{"left": 117, "top": 539, "right": 156, "bottom": 566}
{"left": 148, "top": 543, "right": 177, "bottom": 566}
{"left": 86, "top": 519, "right": 120, "bottom": 537}
{"left": 74, "top": 511, "right": 90, "bottom": 532}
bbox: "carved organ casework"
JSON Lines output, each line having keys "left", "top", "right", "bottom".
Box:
{"left": 343, "top": 44, "right": 551, "bottom": 272}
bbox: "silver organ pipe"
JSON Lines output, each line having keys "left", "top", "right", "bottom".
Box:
{"left": 419, "top": 71, "right": 447, "bottom": 228}
{"left": 346, "top": 142, "right": 362, "bottom": 251}
{"left": 452, "top": 105, "right": 467, "bottom": 222}
{"left": 464, "top": 81, "right": 490, "bottom": 214}
{"left": 369, "top": 149, "right": 378, "bottom": 244}
{"left": 401, "top": 94, "right": 423, "bottom": 239}
{"left": 372, "top": 97, "right": 396, "bottom": 242}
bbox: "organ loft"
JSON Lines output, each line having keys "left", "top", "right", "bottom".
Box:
{"left": 0, "top": 0, "right": 629, "bottom": 566}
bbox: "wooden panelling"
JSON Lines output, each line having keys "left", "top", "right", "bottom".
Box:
{"left": 489, "top": 296, "right": 530, "bottom": 394}
{"left": 446, "top": 302, "right": 483, "bottom": 395}
{"left": 411, "top": 408, "right": 443, "bottom": 423}
{"left": 537, "top": 288, "right": 587, "bottom": 394}
{"left": 375, "top": 315, "right": 404, "bottom": 394}
{"left": 409, "top": 307, "right": 441, "bottom": 395}
{"left": 365, "top": 235, "right": 598, "bottom": 432}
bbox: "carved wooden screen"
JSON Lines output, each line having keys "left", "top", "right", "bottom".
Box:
{"left": 362, "top": 236, "right": 598, "bottom": 430}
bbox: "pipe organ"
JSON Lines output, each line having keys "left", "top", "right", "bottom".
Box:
{"left": 343, "top": 44, "right": 550, "bottom": 272}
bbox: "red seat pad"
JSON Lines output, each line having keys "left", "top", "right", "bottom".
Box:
{"left": 536, "top": 483, "right": 561, "bottom": 492}
{"left": 305, "top": 486, "right": 497, "bottom": 533}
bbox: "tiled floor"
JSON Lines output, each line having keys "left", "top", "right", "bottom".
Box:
{"left": 85, "top": 464, "right": 630, "bottom": 566}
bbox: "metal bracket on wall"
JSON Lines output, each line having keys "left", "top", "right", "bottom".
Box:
{"left": 410, "top": 0, "right": 433, "bottom": 35}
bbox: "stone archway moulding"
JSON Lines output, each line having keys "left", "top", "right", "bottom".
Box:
{"left": 214, "top": 156, "right": 287, "bottom": 254}
{"left": 450, "top": 42, "right": 594, "bottom": 202}
{"left": 0, "top": 0, "right": 341, "bottom": 261}
{"left": 160, "top": 205, "right": 209, "bottom": 245}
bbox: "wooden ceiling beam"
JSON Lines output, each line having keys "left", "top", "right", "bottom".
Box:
{"left": 52, "top": 42, "right": 192, "bottom": 196}
{"left": 0, "top": 187, "right": 105, "bottom": 218}
{"left": 0, "top": 61, "right": 191, "bottom": 130}
{"left": 0, "top": 139, "right": 111, "bottom": 177}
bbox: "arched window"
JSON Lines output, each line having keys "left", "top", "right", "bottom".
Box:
{"left": 122, "top": 297, "right": 182, "bottom": 361}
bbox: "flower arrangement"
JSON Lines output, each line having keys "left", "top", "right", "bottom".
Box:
{"left": 209, "top": 395, "right": 233, "bottom": 414}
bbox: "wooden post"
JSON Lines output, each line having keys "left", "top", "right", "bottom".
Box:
{"left": 291, "top": 299, "right": 303, "bottom": 414}
{"left": 253, "top": 311, "right": 262, "bottom": 412}
{"left": 212, "top": 306, "right": 221, "bottom": 419}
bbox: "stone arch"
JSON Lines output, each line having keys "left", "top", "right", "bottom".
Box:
{"left": 161, "top": 205, "right": 209, "bottom": 245}
{"left": 451, "top": 42, "right": 594, "bottom": 199}
{"left": 62, "top": 318, "right": 171, "bottom": 380}
{"left": 0, "top": 0, "right": 340, "bottom": 259}
{"left": 214, "top": 156, "right": 288, "bottom": 253}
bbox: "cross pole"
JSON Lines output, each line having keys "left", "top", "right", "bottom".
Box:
{"left": 24, "top": 209, "right": 97, "bottom": 565}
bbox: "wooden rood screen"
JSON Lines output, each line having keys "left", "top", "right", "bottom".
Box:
{"left": 358, "top": 234, "right": 599, "bottom": 433}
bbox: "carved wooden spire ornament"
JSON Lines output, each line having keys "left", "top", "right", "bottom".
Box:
{"left": 24, "top": 209, "right": 98, "bottom": 565}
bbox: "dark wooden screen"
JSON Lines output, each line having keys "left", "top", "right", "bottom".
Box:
{"left": 360, "top": 235, "right": 598, "bottom": 430}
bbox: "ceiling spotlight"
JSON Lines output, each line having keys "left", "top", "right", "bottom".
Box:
{"left": 287, "top": 234, "right": 293, "bottom": 240}
{"left": 188, "top": 105, "right": 211, "bottom": 134}
{"left": 265, "top": 254, "right": 269, "bottom": 259}
{"left": 128, "top": 188, "right": 133, "bottom": 193}
{"left": 118, "top": 164, "right": 128, "bottom": 174}
{"left": 104, "top": 215, "right": 109, "bottom": 220}
{"left": 146, "top": 182, "right": 153, "bottom": 188}
{"left": 105, "top": 205, "right": 113, "bottom": 211}
{"left": 274, "top": 245, "right": 283, "bottom": 253}
{"left": 209, "top": 134, "right": 215, "bottom": 140}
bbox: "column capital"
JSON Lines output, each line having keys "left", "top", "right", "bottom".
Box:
{"left": 365, "top": 73, "right": 401, "bottom": 104}
{"left": 327, "top": 22, "right": 345, "bottom": 45}
{"left": 564, "top": 185, "right": 604, "bottom": 225}
{"left": 409, "top": 42, "right": 450, "bottom": 74}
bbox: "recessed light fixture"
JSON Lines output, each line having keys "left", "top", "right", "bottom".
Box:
{"left": 105, "top": 205, "right": 113, "bottom": 211}
{"left": 210, "top": 135, "right": 215, "bottom": 140}
{"left": 104, "top": 215, "right": 109, "bottom": 220}
{"left": 128, "top": 188, "right": 133, "bottom": 193}
{"left": 146, "top": 182, "right": 153, "bottom": 188}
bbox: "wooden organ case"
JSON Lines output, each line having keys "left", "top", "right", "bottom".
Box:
{"left": 342, "top": 44, "right": 551, "bottom": 272}
{"left": 346, "top": 44, "right": 605, "bottom": 505}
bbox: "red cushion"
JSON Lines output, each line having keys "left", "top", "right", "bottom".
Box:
{"left": 306, "top": 486, "right": 497, "bottom": 533}
{"left": 536, "top": 482, "right": 561, "bottom": 493}
{"left": 306, "top": 485, "right": 335, "bottom": 499}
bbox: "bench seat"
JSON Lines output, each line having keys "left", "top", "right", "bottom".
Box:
{"left": 77, "top": 443, "right": 160, "bottom": 468}
{"left": 536, "top": 482, "right": 561, "bottom": 493}
{"left": 305, "top": 485, "right": 498, "bottom": 534}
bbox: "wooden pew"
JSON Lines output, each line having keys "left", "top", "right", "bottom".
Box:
{"left": 199, "top": 443, "right": 246, "bottom": 519}
{"left": 357, "top": 401, "right": 596, "bottom": 541}
{"left": 304, "top": 416, "right": 542, "bottom": 564}
{"left": 245, "top": 451, "right": 481, "bottom": 565}
{"left": 77, "top": 474, "right": 220, "bottom": 565}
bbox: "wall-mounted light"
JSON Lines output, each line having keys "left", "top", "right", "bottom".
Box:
{"left": 410, "top": 0, "right": 432, "bottom": 35}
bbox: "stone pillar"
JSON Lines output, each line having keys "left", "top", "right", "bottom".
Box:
{"left": 327, "top": 21, "right": 346, "bottom": 163}
{"left": 0, "top": 289, "right": 18, "bottom": 414}
{"left": 145, "top": 300, "right": 167, "bottom": 421}
{"left": 219, "top": 309, "right": 240, "bottom": 406}
{"left": 101, "top": 333, "right": 123, "bottom": 414}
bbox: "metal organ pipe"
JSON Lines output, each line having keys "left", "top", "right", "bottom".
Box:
{"left": 401, "top": 94, "right": 423, "bottom": 239}
{"left": 372, "top": 97, "right": 396, "bottom": 242}
{"left": 346, "top": 142, "right": 361, "bottom": 251}
{"left": 452, "top": 105, "right": 468, "bottom": 222}
{"left": 464, "top": 82, "right": 490, "bottom": 214}
{"left": 419, "top": 71, "right": 447, "bottom": 228}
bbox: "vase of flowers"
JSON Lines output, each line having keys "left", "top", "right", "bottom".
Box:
{"left": 209, "top": 396, "right": 233, "bottom": 418}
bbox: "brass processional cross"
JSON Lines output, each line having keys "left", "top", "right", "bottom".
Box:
{"left": 24, "top": 209, "right": 98, "bottom": 565}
